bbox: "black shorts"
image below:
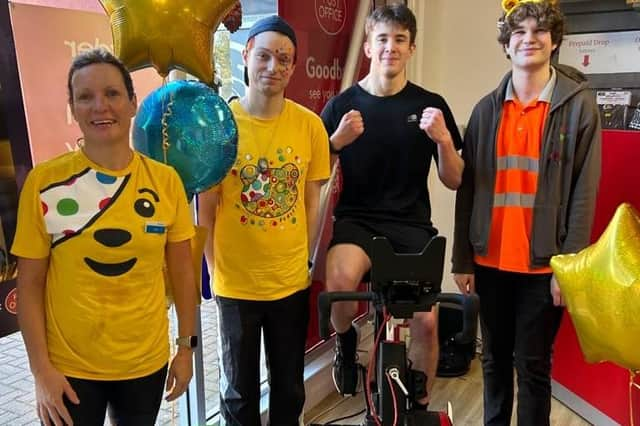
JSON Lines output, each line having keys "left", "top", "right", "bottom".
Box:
{"left": 329, "top": 217, "right": 438, "bottom": 258}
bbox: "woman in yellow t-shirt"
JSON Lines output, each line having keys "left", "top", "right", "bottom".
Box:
{"left": 12, "top": 48, "right": 197, "bottom": 426}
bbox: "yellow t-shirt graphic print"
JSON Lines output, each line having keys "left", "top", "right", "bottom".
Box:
{"left": 12, "top": 150, "right": 194, "bottom": 380}
{"left": 239, "top": 161, "right": 299, "bottom": 224}
{"left": 40, "top": 168, "right": 127, "bottom": 246}
{"left": 212, "top": 99, "right": 330, "bottom": 301}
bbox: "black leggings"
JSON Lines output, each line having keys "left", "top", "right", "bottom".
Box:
{"left": 60, "top": 364, "right": 168, "bottom": 426}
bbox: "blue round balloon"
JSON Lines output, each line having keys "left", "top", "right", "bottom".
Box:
{"left": 133, "top": 80, "right": 238, "bottom": 196}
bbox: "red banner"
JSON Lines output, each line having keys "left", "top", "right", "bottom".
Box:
{"left": 279, "top": 0, "right": 363, "bottom": 114}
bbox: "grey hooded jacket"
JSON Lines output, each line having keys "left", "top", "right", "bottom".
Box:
{"left": 452, "top": 64, "right": 602, "bottom": 273}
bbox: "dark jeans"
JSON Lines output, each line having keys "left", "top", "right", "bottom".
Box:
{"left": 216, "top": 288, "right": 310, "bottom": 426}
{"left": 475, "top": 265, "right": 563, "bottom": 426}
{"left": 59, "top": 364, "right": 168, "bottom": 426}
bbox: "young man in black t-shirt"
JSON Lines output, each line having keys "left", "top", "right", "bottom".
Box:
{"left": 320, "top": 3, "right": 463, "bottom": 408}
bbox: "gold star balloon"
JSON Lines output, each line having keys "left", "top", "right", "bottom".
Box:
{"left": 100, "top": 0, "right": 238, "bottom": 85}
{"left": 551, "top": 203, "right": 640, "bottom": 372}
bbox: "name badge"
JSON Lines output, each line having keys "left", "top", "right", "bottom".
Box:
{"left": 145, "top": 222, "right": 167, "bottom": 234}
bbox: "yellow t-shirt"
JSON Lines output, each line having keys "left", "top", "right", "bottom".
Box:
{"left": 11, "top": 150, "right": 194, "bottom": 380}
{"left": 212, "top": 99, "right": 330, "bottom": 301}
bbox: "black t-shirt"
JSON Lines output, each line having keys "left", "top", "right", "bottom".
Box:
{"left": 321, "top": 81, "right": 462, "bottom": 228}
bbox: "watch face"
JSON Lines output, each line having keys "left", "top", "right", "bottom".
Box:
{"left": 189, "top": 335, "right": 198, "bottom": 348}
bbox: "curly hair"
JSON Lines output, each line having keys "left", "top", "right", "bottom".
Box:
{"left": 497, "top": 1, "right": 565, "bottom": 55}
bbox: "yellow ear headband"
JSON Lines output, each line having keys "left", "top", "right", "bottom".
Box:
{"left": 501, "top": 0, "right": 551, "bottom": 17}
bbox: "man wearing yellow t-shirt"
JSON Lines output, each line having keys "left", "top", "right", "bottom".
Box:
{"left": 198, "top": 16, "right": 330, "bottom": 426}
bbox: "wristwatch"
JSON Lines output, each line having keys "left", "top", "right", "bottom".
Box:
{"left": 175, "top": 335, "right": 198, "bottom": 349}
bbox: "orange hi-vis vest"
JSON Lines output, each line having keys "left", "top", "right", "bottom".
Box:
{"left": 475, "top": 70, "right": 557, "bottom": 273}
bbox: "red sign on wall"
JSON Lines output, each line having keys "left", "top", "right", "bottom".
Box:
{"left": 279, "top": 0, "right": 363, "bottom": 114}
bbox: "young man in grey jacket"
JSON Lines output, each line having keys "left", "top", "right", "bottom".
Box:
{"left": 452, "top": 1, "right": 601, "bottom": 425}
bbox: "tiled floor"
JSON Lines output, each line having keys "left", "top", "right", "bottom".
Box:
{"left": 0, "top": 297, "right": 221, "bottom": 426}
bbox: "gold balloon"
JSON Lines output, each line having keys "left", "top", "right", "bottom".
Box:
{"left": 551, "top": 203, "right": 640, "bottom": 371}
{"left": 100, "top": 0, "right": 238, "bottom": 85}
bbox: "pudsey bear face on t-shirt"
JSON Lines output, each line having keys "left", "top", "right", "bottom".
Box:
{"left": 41, "top": 167, "right": 167, "bottom": 277}
{"left": 239, "top": 162, "right": 299, "bottom": 218}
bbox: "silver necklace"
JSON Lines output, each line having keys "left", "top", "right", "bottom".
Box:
{"left": 242, "top": 100, "right": 284, "bottom": 175}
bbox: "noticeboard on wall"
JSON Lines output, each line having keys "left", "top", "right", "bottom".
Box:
{"left": 559, "top": 30, "right": 640, "bottom": 75}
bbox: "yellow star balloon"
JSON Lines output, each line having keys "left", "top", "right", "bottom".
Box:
{"left": 551, "top": 203, "right": 640, "bottom": 372}
{"left": 100, "top": 0, "right": 238, "bottom": 85}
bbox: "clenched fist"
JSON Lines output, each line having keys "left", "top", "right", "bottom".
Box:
{"left": 419, "top": 107, "right": 450, "bottom": 144}
{"left": 330, "top": 109, "right": 364, "bottom": 151}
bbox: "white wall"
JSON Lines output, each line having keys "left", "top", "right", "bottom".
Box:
{"left": 407, "top": 0, "right": 509, "bottom": 292}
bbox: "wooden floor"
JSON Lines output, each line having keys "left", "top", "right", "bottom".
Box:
{"left": 304, "top": 358, "right": 591, "bottom": 426}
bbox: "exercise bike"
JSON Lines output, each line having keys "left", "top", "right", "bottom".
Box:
{"left": 317, "top": 236, "right": 453, "bottom": 426}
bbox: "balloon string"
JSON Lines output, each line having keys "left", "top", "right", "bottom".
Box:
{"left": 630, "top": 370, "right": 639, "bottom": 426}
{"left": 161, "top": 87, "right": 174, "bottom": 165}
